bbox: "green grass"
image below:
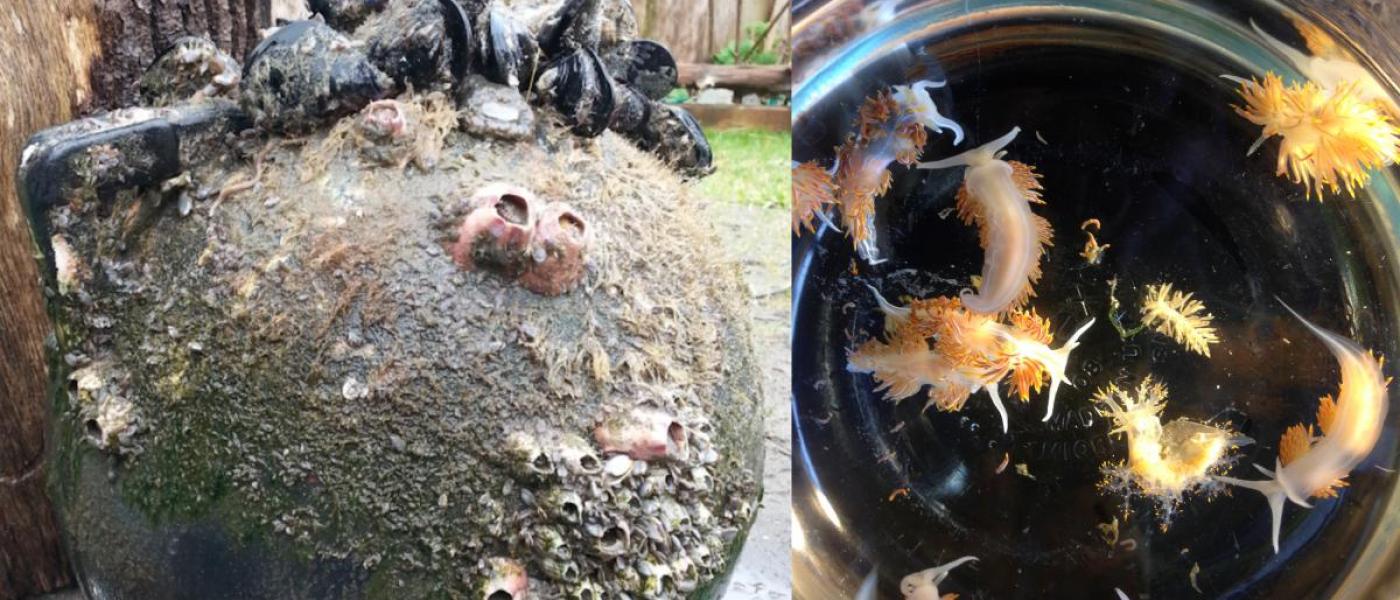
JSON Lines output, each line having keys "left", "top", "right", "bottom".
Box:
{"left": 698, "top": 129, "right": 791, "bottom": 209}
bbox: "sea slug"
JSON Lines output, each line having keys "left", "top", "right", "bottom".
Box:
{"left": 918, "top": 128, "right": 1053, "bottom": 314}
{"left": 848, "top": 288, "right": 1093, "bottom": 431}
{"left": 900, "top": 556, "right": 978, "bottom": 600}
{"left": 826, "top": 80, "right": 963, "bottom": 263}
{"left": 1225, "top": 71, "right": 1399, "bottom": 198}
{"left": 1139, "top": 283, "right": 1220, "bottom": 357}
{"left": 1094, "top": 376, "right": 1249, "bottom": 524}
{"left": 1215, "top": 302, "right": 1389, "bottom": 552}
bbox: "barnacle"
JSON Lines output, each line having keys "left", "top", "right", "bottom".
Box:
{"left": 793, "top": 161, "right": 837, "bottom": 234}
{"left": 1140, "top": 283, "right": 1220, "bottom": 357}
{"left": 1094, "top": 377, "right": 1246, "bottom": 523}
{"left": 1229, "top": 72, "right": 1400, "bottom": 198}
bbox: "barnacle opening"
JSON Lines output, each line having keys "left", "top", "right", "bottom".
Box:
{"left": 497, "top": 193, "right": 531, "bottom": 224}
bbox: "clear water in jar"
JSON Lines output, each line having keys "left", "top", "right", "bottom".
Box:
{"left": 792, "top": 1, "right": 1400, "bottom": 598}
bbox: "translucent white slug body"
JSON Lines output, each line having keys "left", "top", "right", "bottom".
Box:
{"left": 1251, "top": 20, "right": 1398, "bottom": 117}
{"left": 918, "top": 128, "right": 1042, "bottom": 314}
{"left": 1215, "top": 303, "right": 1389, "bottom": 552}
{"left": 899, "top": 556, "right": 978, "bottom": 600}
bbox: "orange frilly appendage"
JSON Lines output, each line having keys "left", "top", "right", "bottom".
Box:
{"left": 835, "top": 139, "right": 893, "bottom": 249}
{"left": 831, "top": 85, "right": 956, "bottom": 258}
{"left": 850, "top": 289, "right": 1093, "bottom": 431}
{"left": 847, "top": 321, "right": 978, "bottom": 411}
{"left": 1232, "top": 72, "right": 1400, "bottom": 198}
{"left": 793, "top": 161, "right": 836, "bottom": 235}
{"left": 954, "top": 161, "right": 1054, "bottom": 312}
{"left": 1276, "top": 398, "right": 1350, "bottom": 499}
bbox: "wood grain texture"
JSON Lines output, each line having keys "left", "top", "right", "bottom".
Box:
{"left": 634, "top": 0, "right": 788, "bottom": 63}
{"left": 0, "top": 1, "right": 267, "bottom": 597}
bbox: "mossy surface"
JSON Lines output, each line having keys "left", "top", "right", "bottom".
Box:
{"left": 45, "top": 95, "right": 763, "bottom": 599}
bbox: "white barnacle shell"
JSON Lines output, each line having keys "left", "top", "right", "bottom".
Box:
{"left": 557, "top": 433, "right": 603, "bottom": 475}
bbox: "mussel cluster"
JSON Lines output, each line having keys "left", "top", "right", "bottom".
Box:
{"left": 201, "top": 0, "right": 712, "bottom": 174}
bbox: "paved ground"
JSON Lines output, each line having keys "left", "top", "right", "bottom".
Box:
{"left": 703, "top": 201, "right": 792, "bottom": 600}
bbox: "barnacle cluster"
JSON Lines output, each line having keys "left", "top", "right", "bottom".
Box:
{"left": 21, "top": 0, "right": 762, "bottom": 596}
{"left": 847, "top": 289, "right": 1093, "bottom": 432}
{"left": 1092, "top": 377, "right": 1248, "bottom": 524}
{"left": 791, "top": 80, "right": 963, "bottom": 262}
{"left": 1139, "top": 283, "right": 1220, "bottom": 357}
{"left": 496, "top": 409, "right": 748, "bottom": 597}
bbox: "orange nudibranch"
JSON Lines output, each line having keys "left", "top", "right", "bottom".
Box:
{"left": 1225, "top": 71, "right": 1400, "bottom": 198}
{"left": 846, "top": 287, "right": 1093, "bottom": 432}
{"left": 918, "top": 128, "right": 1054, "bottom": 315}
{"left": 832, "top": 80, "right": 964, "bottom": 263}
{"left": 792, "top": 160, "right": 837, "bottom": 235}
{"left": 1215, "top": 302, "right": 1389, "bottom": 553}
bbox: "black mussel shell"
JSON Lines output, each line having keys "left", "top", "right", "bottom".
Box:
{"left": 243, "top": 20, "right": 316, "bottom": 76}
{"left": 241, "top": 21, "right": 391, "bottom": 132}
{"left": 537, "top": 0, "right": 602, "bottom": 57}
{"left": 481, "top": 9, "right": 539, "bottom": 91}
{"left": 601, "top": 40, "right": 678, "bottom": 101}
{"left": 608, "top": 84, "right": 651, "bottom": 135}
{"left": 544, "top": 48, "right": 616, "bottom": 138}
{"left": 438, "top": 0, "right": 474, "bottom": 83}
{"left": 361, "top": 0, "right": 458, "bottom": 91}
{"left": 308, "top": 0, "right": 390, "bottom": 32}
{"left": 628, "top": 103, "right": 714, "bottom": 178}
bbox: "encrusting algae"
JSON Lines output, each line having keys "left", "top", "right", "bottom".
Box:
{"left": 847, "top": 287, "right": 1093, "bottom": 432}
{"left": 1226, "top": 71, "right": 1400, "bottom": 198}
{"left": 1093, "top": 376, "right": 1249, "bottom": 525}
{"left": 1140, "top": 283, "right": 1221, "bottom": 357}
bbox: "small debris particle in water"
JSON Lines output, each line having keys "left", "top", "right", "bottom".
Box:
{"left": 876, "top": 449, "right": 898, "bottom": 465}
{"left": 890, "top": 421, "right": 906, "bottom": 434}
{"left": 389, "top": 434, "right": 406, "bottom": 452}
{"left": 887, "top": 487, "right": 909, "bottom": 502}
{"left": 1189, "top": 562, "right": 1202, "bottom": 593}
{"left": 1120, "top": 538, "right": 1138, "bottom": 551}
{"left": 1015, "top": 463, "right": 1035, "bottom": 480}
{"left": 1036, "top": 130, "right": 1048, "bottom": 145}
{"left": 342, "top": 376, "right": 369, "bottom": 400}
{"left": 996, "top": 453, "right": 1010, "bottom": 474}
{"left": 438, "top": 492, "right": 448, "bottom": 508}
{"left": 1097, "top": 517, "right": 1120, "bottom": 547}
{"left": 938, "top": 207, "right": 955, "bottom": 219}
{"left": 1116, "top": 588, "right": 1130, "bottom": 600}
